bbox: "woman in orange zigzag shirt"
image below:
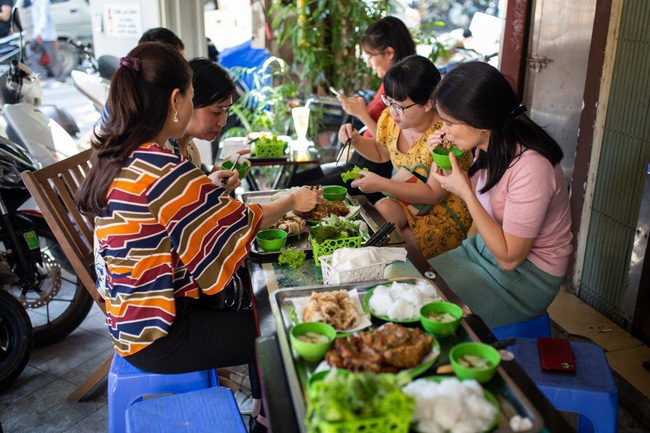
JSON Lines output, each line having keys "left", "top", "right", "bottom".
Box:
{"left": 77, "top": 42, "right": 319, "bottom": 430}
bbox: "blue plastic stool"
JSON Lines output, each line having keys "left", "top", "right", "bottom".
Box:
{"left": 108, "top": 354, "right": 218, "bottom": 433}
{"left": 491, "top": 312, "right": 552, "bottom": 340}
{"left": 125, "top": 387, "right": 247, "bottom": 433}
{"left": 512, "top": 338, "right": 618, "bottom": 433}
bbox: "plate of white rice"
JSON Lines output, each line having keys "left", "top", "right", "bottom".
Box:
{"left": 402, "top": 376, "right": 499, "bottom": 433}
{"left": 363, "top": 280, "right": 442, "bottom": 323}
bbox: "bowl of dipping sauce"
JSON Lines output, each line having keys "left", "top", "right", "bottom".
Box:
{"left": 420, "top": 302, "right": 463, "bottom": 338}
{"left": 450, "top": 342, "right": 501, "bottom": 383}
{"left": 256, "top": 229, "right": 287, "bottom": 252}
{"left": 322, "top": 186, "right": 347, "bottom": 202}
{"left": 290, "top": 322, "right": 337, "bottom": 362}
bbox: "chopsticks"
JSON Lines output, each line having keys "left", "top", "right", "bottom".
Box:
{"left": 363, "top": 222, "right": 395, "bottom": 248}
{"left": 336, "top": 137, "right": 352, "bottom": 164}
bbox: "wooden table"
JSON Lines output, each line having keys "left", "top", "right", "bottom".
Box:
{"left": 246, "top": 196, "right": 572, "bottom": 432}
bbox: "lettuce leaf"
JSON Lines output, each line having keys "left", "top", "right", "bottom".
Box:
{"left": 278, "top": 248, "right": 306, "bottom": 269}
{"left": 341, "top": 166, "right": 363, "bottom": 182}
{"left": 306, "top": 370, "right": 413, "bottom": 429}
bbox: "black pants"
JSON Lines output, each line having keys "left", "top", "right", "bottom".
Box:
{"left": 125, "top": 295, "right": 261, "bottom": 398}
{"left": 289, "top": 152, "right": 392, "bottom": 204}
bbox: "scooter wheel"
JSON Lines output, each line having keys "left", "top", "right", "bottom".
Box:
{"left": 0, "top": 289, "right": 33, "bottom": 392}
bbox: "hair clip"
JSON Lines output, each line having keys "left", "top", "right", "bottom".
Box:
{"left": 510, "top": 102, "right": 527, "bottom": 118}
{"left": 119, "top": 57, "right": 141, "bottom": 75}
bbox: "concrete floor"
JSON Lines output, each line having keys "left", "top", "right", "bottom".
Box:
{"left": 1, "top": 80, "right": 649, "bottom": 433}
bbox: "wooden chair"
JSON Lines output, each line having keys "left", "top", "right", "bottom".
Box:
{"left": 21, "top": 149, "right": 246, "bottom": 402}
{"left": 21, "top": 148, "right": 111, "bottom": 402}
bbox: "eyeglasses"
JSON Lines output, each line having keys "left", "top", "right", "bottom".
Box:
{"left": 381, "top": 94, "right": 417, "bottom": 116}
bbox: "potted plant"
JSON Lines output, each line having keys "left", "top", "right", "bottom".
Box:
{"left": 270, "top": 0, "right": 390, "bottom": 94}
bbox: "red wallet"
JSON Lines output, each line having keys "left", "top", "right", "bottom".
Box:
{"left": 537, "top": 338, "right": 576, "bottom": 375}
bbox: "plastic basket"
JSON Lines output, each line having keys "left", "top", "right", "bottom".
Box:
{"left": 311, "top": 236, "right": 362, "bottom": 266}
{"left": 254, "top": 140, "right": 287, "bottom": 158}
{"left": 315, "top": 392, "right": 413, "bottom": 433}
{"left": 319, "top": 254, "right": 386, "bottom": 284}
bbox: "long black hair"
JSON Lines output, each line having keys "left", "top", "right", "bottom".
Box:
{"left": 361, "top": 16, "right": 416, "bottom": 63}
{"left": 189, "top": 58, "right": 238, "bottom": 108}
{"left": 383, "top": 55, "right": 441, "bottom": 104}
{"left": 77, "top": 43, "right": 192, "bottom": 214}
{"left": 433, "top": 62, "right": 563, "bottom": 193}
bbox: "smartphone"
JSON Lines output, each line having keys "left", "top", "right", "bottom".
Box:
{"left": 329, "top": 86, "right": 344, "bottom": 97}
{"left": 537, "top": 338, "right": 576, "bottom": 375}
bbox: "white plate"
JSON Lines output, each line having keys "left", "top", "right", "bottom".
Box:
{"left": 290, "top": 289, "right": 372, "bottom": 333}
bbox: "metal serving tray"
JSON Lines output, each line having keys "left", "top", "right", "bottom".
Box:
{"left": 238, "top": 189, "right": 400, "bottom": 260}
{"left": 269, "top": 277, "right": 545, "bottom": 433}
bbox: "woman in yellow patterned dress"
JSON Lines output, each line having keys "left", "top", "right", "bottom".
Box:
{"left": 338, "top": 55, "right": 472, "bottom": 259}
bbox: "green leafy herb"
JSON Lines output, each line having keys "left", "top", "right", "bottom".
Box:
{"left": 310, "top": 225, "right": 342, "bottom": 243}
{"left": 278, "top": 248, "right": 306, "bottom": 269}
{"left": 306, "top": 370, "right": 413, "bottom": 429}
{"left": 341, "top": 166, "right": 363, "bottom": 183}
{"left": 310, "top": 215, "right": 366, "bottom": 244}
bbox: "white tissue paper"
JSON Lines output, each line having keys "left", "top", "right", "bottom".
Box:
{"left": 330, "top": 247, "right": 407, "bottom": 271}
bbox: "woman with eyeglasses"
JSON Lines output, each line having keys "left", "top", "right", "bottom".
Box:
{"left": 427, "top": 62, "right": 572, "bottom": 327}
{"left": 289, "top": 16, "right": 416, "bottom": 202}
{"left": 338, "top": 55, "right": 473, "bottom": 259}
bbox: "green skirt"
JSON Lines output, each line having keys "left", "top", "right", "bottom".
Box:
{"left": 428, "top": 234, "right": 563, "bottom": 328}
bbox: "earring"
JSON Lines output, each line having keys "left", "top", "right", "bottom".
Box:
{"left": 173, "top": 111, "right": 179, "bottom": 123}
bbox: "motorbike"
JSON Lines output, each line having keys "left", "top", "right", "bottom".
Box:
{"left": 0, "top": 32, "right": 24, "bottom": 66}
{"left": 0, "top": 7, "right": 82, "bottom": 156}
{"left": 0, "top": 264, "right": 32, "bottom": 392}
{"left": 0, "top": 135, "right": 93, "bottom": 347}
{"left": 69, "top": 39, "right": 113, "bottom": 113}
{"left": 0, "top": 58, "right": 84, "bottom": 168}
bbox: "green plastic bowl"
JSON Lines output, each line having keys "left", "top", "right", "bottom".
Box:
{"left": 221, "top": 160, "right": 250, "bottom": 180}
{"left": 290, "top": 322, "right": 337, "bottom": 362}
{"left": 322, "top": 186, "right": 347, "bottom": 202}
{"left": 256, "top": 229, "right": 287, "bottom": 252}
{"left": 432, "top": 147, "right": 464, "bottom": 170}
{"left": 450, "top": 342, "right": 501, "bottom": 383}
{"left": 420, "top": 302, "right": 463, "bottom": 338}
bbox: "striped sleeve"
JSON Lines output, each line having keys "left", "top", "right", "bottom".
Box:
{"left": 146, "top": 160, "right": 263, "bottom": 295}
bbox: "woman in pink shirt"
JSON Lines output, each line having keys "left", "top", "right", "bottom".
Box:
{"left": 427, "top": 62, "right": 572, "bottom": 328}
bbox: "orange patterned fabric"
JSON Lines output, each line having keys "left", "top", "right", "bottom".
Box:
{"left": 95, "top": 142, "right": 262, "bottom": 356}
